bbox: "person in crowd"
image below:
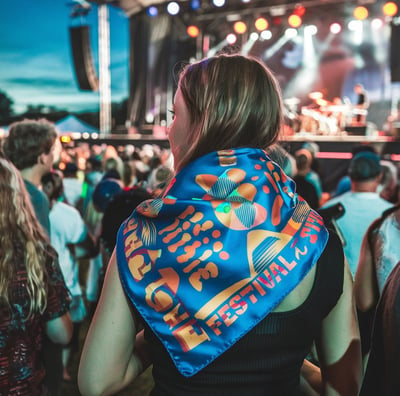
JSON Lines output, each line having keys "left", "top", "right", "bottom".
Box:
{"left": 0, "top": 157, "right": 72, "bottom": 396}
{"left": 301, "top": 142, "right": 324, "bottom": 201}
{"left": 321, "top": 151, "right": 393, "bottom": 278}
{"left": 62, "top": 161, "right": 84, "bottom": 210}
{"left": 293, "top": 149, "right": 320, "bottom": 210}
{"left": 354, "top": 202, "right": 400, "bottom": 361}
{"left": 267, "top": 143, "right": 297, "bottom": 178}
{"left": 359, "top": 260, "right": 400, "bottom": 395}
{"left": 82, "top": 176, "right": 124, "bottom": 315}
{"left": 353, "top": 83, "right": 369, "bottom": 125}
{"left": 78, "top": 54, "right": 361, "bottom": 396}
{"left": 92, "top": 187, "right": 153, "bottom": 300}
{"left": 332, "top": 144, "right": 377, "bottom": 198}
{"left": 3, "top": 118, "right": 65, "bottom": 395}
{"left": 378, "top": 160, "right": 398, "bottom": 204}
{"left": 81, "top": 156, "right": 104, "bottom": 312}
{"left": 146, "top": 164, "right": 174, "bottom": 197}
{"left": 41, "top": 170, "right": 98, "bottom": 382}
{"left": 3, "top": 118, "right": 59, "bottom": 235}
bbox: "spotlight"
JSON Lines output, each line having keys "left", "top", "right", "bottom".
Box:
{"left": 167, "top": 2, "right": 180, "bottom": 15}
{"left": 348, "top": 20, "right": 362, "bottom": 31}
{"left": 285, "top": 28, "right": 298, "bottom": 38}
{"left": 304, "top": 24, "right": 317, "bottom": 35}
{"left": 187, "top": 25, "right": 200, "bottom": 37}
{"left": 233, "top": 21, "right": 247, "bottom": 34}
{"left": 260, "top": 30, "right": 272, "bottom": 40}
{"left": 288, "top": 14, "right": 302, "bottom": 28}
{"left": 213, "top": 0, "right": 225, "bottom": 7}
{"left": 226, "top": 33, "right": 237, "bottom": 44}
{"left": 353, "top": 6, "right": 368, "bottom": 20}
{"left": 273, "top": 17, "right": 282, "bottom": 26}
{"left": 371, "top": 18, "right": 383, "bottom": 30}
{"left": 255, "top": 17, "right": 268, "bottom": 31}
{"left": 294, "top": 4, "right": 306, "bottom": 17}
{"left": 383, "top": 2, "right": 398, "bottom": 17}
{"left": 190, "top": 0, "right": 200, "bottom": 10}
{"left": 330, "top": 22, "right": 341, "bottom": 34}
{"left": 250, "top": 32, "right": 259, "bottom": 40}
{"left": 147, "top": 6, "right": 158, "bottom": 17}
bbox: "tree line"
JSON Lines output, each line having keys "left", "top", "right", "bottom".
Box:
{"left": 0, "top": 90, "right": 128, "bottom": 130}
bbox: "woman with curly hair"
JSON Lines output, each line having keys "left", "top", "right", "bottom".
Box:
{"left": 0, "top": 157, "right": 72, "bottom": 396}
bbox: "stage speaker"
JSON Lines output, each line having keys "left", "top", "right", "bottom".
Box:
{"left": 69, "top": 26, "right": 99, "bottom": 91}
{"left": 390, "top": 22, "right": 400, "bottom": 82}
{"left": 345, "top": 125, "right": 367, "bottom": 136}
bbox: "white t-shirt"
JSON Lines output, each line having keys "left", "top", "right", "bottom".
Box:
{"left": 322, "top": 192, "right": 392, "bottom": 277}
{"left": 49, "top": 201, "right": 88, "bottom": 296}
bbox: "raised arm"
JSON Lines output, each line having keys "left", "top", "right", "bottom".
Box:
{"left": 316, "top": 259, "right": 362, "bottom": 395}
{"left": 78, "top": 251, "right": 143, "bottom": 396}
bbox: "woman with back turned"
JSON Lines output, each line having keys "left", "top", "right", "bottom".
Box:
{"left": 79, "top": 54, "right": 361, "bottom": 396}
{"left": 0, "top": 156, "right": 72, "bottom": 395}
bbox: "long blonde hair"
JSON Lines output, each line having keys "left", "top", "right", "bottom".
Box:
{"left": 0, "top": 157, "right": 49, "bottom": 319}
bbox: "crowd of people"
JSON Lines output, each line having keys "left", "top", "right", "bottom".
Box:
{"left": 1, "top": 53, "right": 399, "bottom": 396}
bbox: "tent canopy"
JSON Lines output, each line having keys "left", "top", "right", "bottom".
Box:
{"left": 55, "top": 115, "right": 98, "bottom": 134}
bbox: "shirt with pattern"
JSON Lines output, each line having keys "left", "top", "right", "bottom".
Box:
{"left": 0, "top": 244, "right": 70, "bottom": 396}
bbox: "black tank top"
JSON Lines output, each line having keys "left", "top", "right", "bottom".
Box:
{"left": 144, "top": 230, "right": 344, "bottom": 396}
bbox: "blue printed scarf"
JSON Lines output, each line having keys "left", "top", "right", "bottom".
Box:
{"left": 117, "top": 147, "right": 328, "bottom": 377}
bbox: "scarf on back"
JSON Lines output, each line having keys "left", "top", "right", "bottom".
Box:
{"left": 117, "top": 147, "right": 328, "bottom": 377}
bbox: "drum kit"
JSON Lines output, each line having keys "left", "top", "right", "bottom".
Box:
{"left": 283, "top": 92, "right": 367, "bottom": 135}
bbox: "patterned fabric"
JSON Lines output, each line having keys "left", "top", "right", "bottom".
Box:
{"left": 0, "top": 245, "right": 71, "bottom": 396}
{"left": 117, "top": 148, "right": 328, "bottom": 377}
{"left": 371, "top": 210, "right": 400, "bottom": 292}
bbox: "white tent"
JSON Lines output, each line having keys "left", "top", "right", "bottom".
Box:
{"left": 55, "top": 115, "right": 98, "bottom": 134}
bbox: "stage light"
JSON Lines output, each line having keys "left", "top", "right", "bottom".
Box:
{"left": 190, "top": 0, "right": 201, "bottom": 10}
{"left": 330, "top": 22, "right": 342, "bottom": 34}
{"left": 294, "top": 4, "right": 306, "bottom": 16}
{"left": 288, "top": 14, "right": 302, "bottom": 28}
{"left": 226, "top": 33, "right": 237, "bottom": 44}
{"left": 371, "top": 18, "right": 384, "bottom": 30}
{"left": 348, "top": 20, "right": 362, "bottom": 31}
{"left": 60, "top": 135, "right": 71, "bottom": 143}
{"left": 383, "top": 2, "right": 398, "bottom": 17}
{"left": 242, "top": 32, "right": 259, "bottom": 55}
{"left": 167, "top": 2, "right": 180, "bottom": 15}
{"left": 187, "top": 25, "right": 200, "bottom": 37}
{"left": 241, "top": 0, "right": 251, "bottom": 3}
{"left": 304, "top": 25, "right": 317, "bottom": 35}
{"left": 260, "top": 30, "right": 272, "bottom": 40}
{"left": 273, "top": 17, "right": 282, "bottom": 26}
{"left": 147, "top": 6, "right": 158, "bottom": 17}
{"left": 233, "top": 21, "right": 247, "bottom": 34}
{"left": 255, "top": 17, "right": 268, "bottom": 31}
{"left": 348, "top": 19, "right": 363, "bottom": 45}
{"left": 285, "top": 28, "right": 298, "bottom": 38}
{"left": 354, "top": 6, "right": 368, "bottom": 20}
{"left": 213, "top": 0, "right": 225, "bottom": 7}
{"left": 250, "top": 32, "right": 259, "bottom": 40}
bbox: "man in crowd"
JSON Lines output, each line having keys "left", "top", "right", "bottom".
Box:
{"left": 321, "top": 151, "right": 392, "bottom": 278}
